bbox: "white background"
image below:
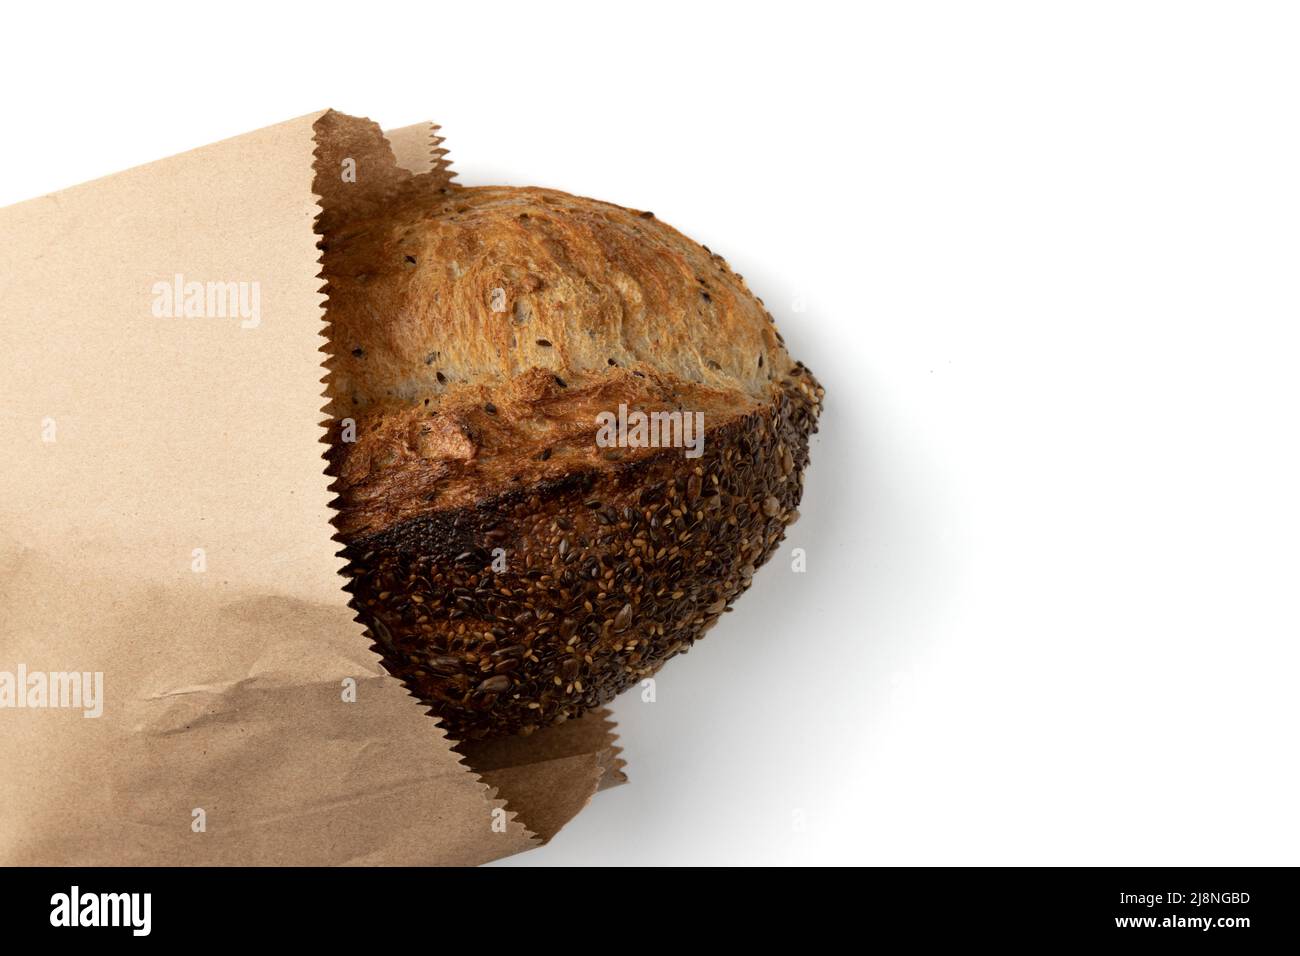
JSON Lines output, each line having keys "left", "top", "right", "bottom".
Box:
{"left": 3, "top": 2, "right": 1297, "bottom": 865}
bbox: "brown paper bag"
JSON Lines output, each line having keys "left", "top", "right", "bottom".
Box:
{"left": 0, "top": 110, "right": 625, "bottom": 866}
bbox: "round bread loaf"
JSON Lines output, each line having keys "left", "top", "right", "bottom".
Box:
{"left": 323, "top": 181, "right": 823, "bottom": 739}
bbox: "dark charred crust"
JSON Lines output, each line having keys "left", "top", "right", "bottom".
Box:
{"left": 341, "top": 371, "right": 822, "bottom": 739}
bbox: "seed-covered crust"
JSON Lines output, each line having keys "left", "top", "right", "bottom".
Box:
{"left": 323, "top": 182, "right": 824, "bottom": 738}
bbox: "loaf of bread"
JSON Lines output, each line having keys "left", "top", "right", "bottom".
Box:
{"left": 323, "top": 174, "right": 823, "bottom": 739}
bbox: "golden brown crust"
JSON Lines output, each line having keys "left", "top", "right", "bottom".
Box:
{"left": 327, "top": 185, "right": 785, "bottom": 406}
{"left": 322, "top": 178, "right": 823, "bottom": 739}
{"left": 323, "top": 186, "right": 800, "bottom": 536}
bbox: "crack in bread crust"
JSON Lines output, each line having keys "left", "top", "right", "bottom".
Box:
{"left": 328, "top": 366, "right": 764, "bottom": 540}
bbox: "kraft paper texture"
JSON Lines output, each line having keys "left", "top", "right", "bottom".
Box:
{"left": 0, "top": 110, "right": 624, "bottom": 866}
